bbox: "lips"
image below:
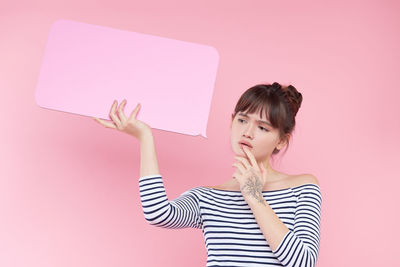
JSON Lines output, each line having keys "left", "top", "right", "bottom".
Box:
{"left": 239, "top": 141, "right": 253, "bottom": 148}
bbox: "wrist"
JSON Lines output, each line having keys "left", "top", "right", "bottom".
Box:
{"left": 242, "top": 190, "right": 266, "bottom": 206}
{"left": 139, "top": 131, "right": 153, "bottom": 143}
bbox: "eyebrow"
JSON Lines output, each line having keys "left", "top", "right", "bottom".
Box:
{"left": 238, "top": 112, "right": 272, "bottom": 127}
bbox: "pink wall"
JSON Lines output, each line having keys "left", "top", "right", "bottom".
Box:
{"left": 1, "top": 0, "right": 399, "bottom": 266}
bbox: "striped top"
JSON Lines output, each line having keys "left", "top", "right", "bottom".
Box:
{"left": 139, "top": 174, "right": 322, "bottom": 267}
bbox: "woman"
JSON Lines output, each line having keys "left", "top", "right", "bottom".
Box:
{"left": 93, "top": 82, "right": 322, "bottom": 267}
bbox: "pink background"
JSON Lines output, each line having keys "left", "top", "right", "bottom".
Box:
{"left": 1, "top": 0, "right": 399, "bottom": 266}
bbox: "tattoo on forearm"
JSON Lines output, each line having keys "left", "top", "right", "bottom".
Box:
{"left": 241, "top": 171, "right": 266, "bottom": 205}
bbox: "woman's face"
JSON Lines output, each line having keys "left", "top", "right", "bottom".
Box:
{"left": 230, "top": 110, "right": 286, "bottom": 162}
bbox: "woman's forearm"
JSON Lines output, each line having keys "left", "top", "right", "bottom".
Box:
{"left": 139, "top": 132, "right": 160, "bottom": 177}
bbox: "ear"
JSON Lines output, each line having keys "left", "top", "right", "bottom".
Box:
{"left": 276, "top": 134, "right": 290, "bottom": 150}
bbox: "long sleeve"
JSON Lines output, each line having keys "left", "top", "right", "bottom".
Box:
{"left": 272, "top": 184, "right": 322, "bottom": 267}
{"left": 138, "top": 174, "right": 202, "bottom": 229}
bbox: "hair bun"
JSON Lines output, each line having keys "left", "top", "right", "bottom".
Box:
{"left": 283, "top": 85, "right": 303, "bottom": 116}
{"left": 271, "top": 82, "right": 282, "bottom": 91}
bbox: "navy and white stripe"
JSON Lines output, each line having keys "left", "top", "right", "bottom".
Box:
{"left": 139, "top": 174, "right": 322, "bottom": 267}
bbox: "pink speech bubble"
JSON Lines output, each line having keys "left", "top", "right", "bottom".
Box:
{"left": 35, "top": 19, "right": 219, "bottom": 137}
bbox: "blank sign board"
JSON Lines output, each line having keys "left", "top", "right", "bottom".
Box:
{"left": 35, "top": 19, "right": 219, "bottom": 137}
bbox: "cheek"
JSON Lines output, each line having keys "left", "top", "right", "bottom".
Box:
{"left": 253, "top": 139, "right": 277, "bottom": 153}
{"left": 230, "top": 126, "right": 241, "bottom": 142}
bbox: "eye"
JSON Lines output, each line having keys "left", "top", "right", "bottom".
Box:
{"left": 238, "top": 119, "right": 269, "bottom": 132}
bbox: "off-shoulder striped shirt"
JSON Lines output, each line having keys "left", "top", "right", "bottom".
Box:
{"left": 139, "top": 174, "right": 322, "bottom": 267}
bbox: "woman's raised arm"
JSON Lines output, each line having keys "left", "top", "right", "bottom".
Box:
{"left": 93, "top": 100, "right": 201, "bottom": 229}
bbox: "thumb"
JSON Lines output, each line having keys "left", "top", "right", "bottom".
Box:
{"left": 129, "top": 103, "right": 140, "bottom": 120}
{"left": 259, "top": 163, "right": 267, "bottom": 174}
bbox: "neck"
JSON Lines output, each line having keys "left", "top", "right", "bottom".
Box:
{"left": 261, "top": 160, "right": 281, "bottom": 182}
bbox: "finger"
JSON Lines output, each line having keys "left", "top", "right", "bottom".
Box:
{"left": 109, "top": 100, "right": 121, "bottom": 127}
{"left": 242, "top": 146, "right": 259, "bottom": 170}
{"left": 129, "top": 103, "right": 141, "bottom": 120}
{"left": 234, "top": 156, "right": 251, "bottom": 170}
{"left": 232, "top": 162, "right": 245, "bottom": 175}
{"left": 93, "top": 117, "right": 117, "bottom": 129}
{"left": 118, "top": 99, "right": 128, "bottom": 124}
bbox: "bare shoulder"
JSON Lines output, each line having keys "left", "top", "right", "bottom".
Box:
{"left": 287, "top": 173, "right": 320, "bottom": 188}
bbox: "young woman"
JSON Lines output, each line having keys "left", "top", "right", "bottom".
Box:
{"left": 94, "top": 82, "right": 322, "bottom": 267}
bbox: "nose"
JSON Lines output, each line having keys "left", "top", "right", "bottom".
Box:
{"left": 243, "top": 124, "right": 255, "bottom": 139}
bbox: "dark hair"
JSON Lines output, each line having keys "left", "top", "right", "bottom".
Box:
{"left": 232, "top": 82, "right": 303, "bottom": 157}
